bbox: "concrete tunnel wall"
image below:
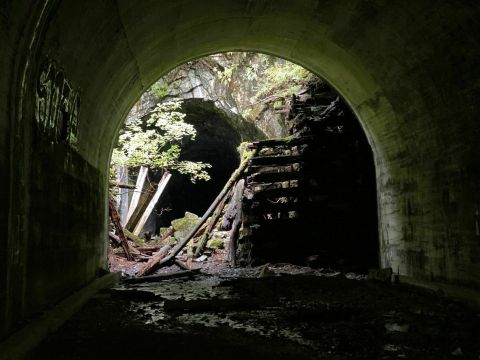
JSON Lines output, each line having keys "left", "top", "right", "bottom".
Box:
{"left": 1, "top": 0, "right": 480, "bottom": 338}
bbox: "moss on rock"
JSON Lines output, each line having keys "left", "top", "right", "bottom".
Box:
{"left": 207, "top": 238, "right": 224, "bottom": 249}
{"left": 171, "top": 212, "right": 200, "bottom": 240}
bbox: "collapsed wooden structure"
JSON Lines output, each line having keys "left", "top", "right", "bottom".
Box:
{"left": 109, "top": 80, "right": 378, "bottom": 276}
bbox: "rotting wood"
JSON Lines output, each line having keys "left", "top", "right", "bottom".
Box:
{"left": 156, "top": 147, "right": 258, "bottom": 268}
{"left": 108, "top": 232, "right": 122, "bottom": 247}
{"left": 247, "top": 136, "right": 312, "bottom": 149}
{"left": 114, "top": 183, "right": 136, "bottom": 190}
{"left": 194, "top": 187, "right": 234, "bottom": 257}
{"left": 227, "top": 180, "right": 245, "bottom": 266}
{"left": 222, "top": 179, "right": 244, "bottom": 231}
{"left": 108, "top": 196, "right": 133, "bottom": 261}
{"left": 125, "top": 182, "right": 155, "bottom": 231}
{"left": 249, "top": 154, "right": 303, "bottom": 166}
{"left": 247, "top": 170, "right": 303, "bottom": 184}
{"left": 174, "top": 259, "right": 191, "bottom": 270}
{"left": 156, "top": 226, "right": 174, "bottom": 245}
{"left": 133, "top": 171, "right": 172, "bottom": 236}
{"left": 136, "top": 245, "right": 161, "bottom": 253}
{"left": 136, "top": 244, "right": 172, "bottom": 277}
{"left": 126, "top": 166, "right": 148, "bottom": 223}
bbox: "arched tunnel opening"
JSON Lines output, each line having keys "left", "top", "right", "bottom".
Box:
{"left": 108, "top": 53, "right": 379, "bottom": 276}
{"left": 1, "top": 2, "right": 480, "bottom": 358}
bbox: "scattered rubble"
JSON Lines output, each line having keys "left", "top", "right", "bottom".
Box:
{"left": 32, "top": 266, "right": 480, "bottom": 359}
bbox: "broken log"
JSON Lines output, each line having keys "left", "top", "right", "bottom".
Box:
{"left": 108, "top": 232, "right": 122, "bottom": 247}
{"left": 114, "top": 183, "right": 136, "bottom": 190}
{"left": 157, "top": 226, "right": 174, "bottom": 245}
{"left": 194, "top": 187, "right": 234, "bottom": 257}
{"left": 108, "top": 196, "right": 133, "bottom": 261}
{"left": 249, "top": 154, "right": 303, "bottom": 166}
{"left": 247, "top": 170, "right": 303, "bottom": 184}
{"left": 136, "top": 244, "right": 172, "bottom": 277}
{"left": 227, "top": 179, "right": 245, "bottom": 266}
{"left": 174, "top": 259, "right": 191, "bottom": 270}
{"left": 247, "top": 136, "right": 313, "bottom": 149}
{"left": 157, "top": 147, "right": 259, "bottom": 268}
{"left": 250, "top": 186, "right": 300, "bottom": 200}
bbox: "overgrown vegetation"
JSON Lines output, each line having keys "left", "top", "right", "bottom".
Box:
{"left": 111, "top": 99, "right": 211, "bottom": 183}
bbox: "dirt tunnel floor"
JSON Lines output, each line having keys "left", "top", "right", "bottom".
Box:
{"left": 30, "top": 266, "right": 480, "bottom": 360}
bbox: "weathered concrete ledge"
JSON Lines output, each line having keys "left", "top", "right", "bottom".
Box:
{"left": 399, "top": 276, "right": 480, "bottom": 309}
{"left": 0, "top": 272, "right": 121, "bottom": 360}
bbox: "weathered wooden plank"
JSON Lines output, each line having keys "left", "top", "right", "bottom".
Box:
{"left": 126, "top": 166, "right": 148, "bottom": 223}
{"left": 247, "top": 170, "right": 303, "bottom": 184}
{"left": 108, "top": 197, "right": 133, "bottom": 261}
{"left": 247, "top": 136, "right": 312, "bottom": 149}
{"left": 133, "top": 171, "right": 172, "bottom": 236}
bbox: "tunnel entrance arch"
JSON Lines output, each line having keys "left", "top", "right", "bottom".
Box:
{"left": 10, "top": 0, "right": 480, "bottom": 339}
{"left": 108, "top": 52, "right": 380, "bottom": 273}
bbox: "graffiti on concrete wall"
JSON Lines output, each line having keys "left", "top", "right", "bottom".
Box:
{"left": 35, "top": 58, "right": 80, "bottom": 148}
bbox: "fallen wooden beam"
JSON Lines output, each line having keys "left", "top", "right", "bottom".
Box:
{"left": 156, "top": 147, "right": 259, "bottom": 268}
{"left": 247, "top": 136, "right": 312, "bottom": 149}
{"left": 124, "top": 269, "right": 201, "bottom": 284}
{"left": 249, "top": 154, "right": 303, "bottom": 166}
{"left": 133, "top": 171, "right": 171, "bottom": 236}
{"left": 136, "top": 244, "right": 172, "bottom": 277}
{"left": 250, "top": 186, "right": 300, "bottom": 200}
{"left": 108, "top": 196, "right": 133, "bottom": 261}
{"left": 247, "top": 170, "right": 303, "bottom": 184}
{"left": 108, "top": 232, "right": 122, "bottom": 247}
{"left": 194, "top": 187, "right": 234, "bottom": 257}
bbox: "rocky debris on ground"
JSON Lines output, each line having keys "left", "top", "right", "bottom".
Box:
{"left": 171, "top": 212, "right": 200, "bottom": 241}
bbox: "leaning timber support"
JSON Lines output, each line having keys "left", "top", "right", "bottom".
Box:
{"left": 133, "top": 171, "right": 172, "bottom": 236}
{"left": 194, "top": 187, "right": 234, "bottom": 257}
{"left": 154, "top": 147, "right": 258, "bottom": 269}
{"left": 136, "top": 244, "right": 172, "bottom": 277}
{"left": 126, "top": 166, "right": 148, "bottom": 223}
{"left": 227, "top": 179, "right": 245, "bottom": 266}
{"left": 108, "top": 196, "right": 133, "bottom": 261}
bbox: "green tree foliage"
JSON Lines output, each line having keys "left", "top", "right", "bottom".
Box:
{"left": 111, "top": 99, "right": 211, "bottom": 183}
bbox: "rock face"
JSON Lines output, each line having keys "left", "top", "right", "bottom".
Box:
{"left": 143, "top": 53, "right": 292, "bottom": 138}
{"left": 157, "top": 99, "right": 262, "bottom": 228}
{"left": 171, "top": 212, "right": 200, "bottom": 241}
